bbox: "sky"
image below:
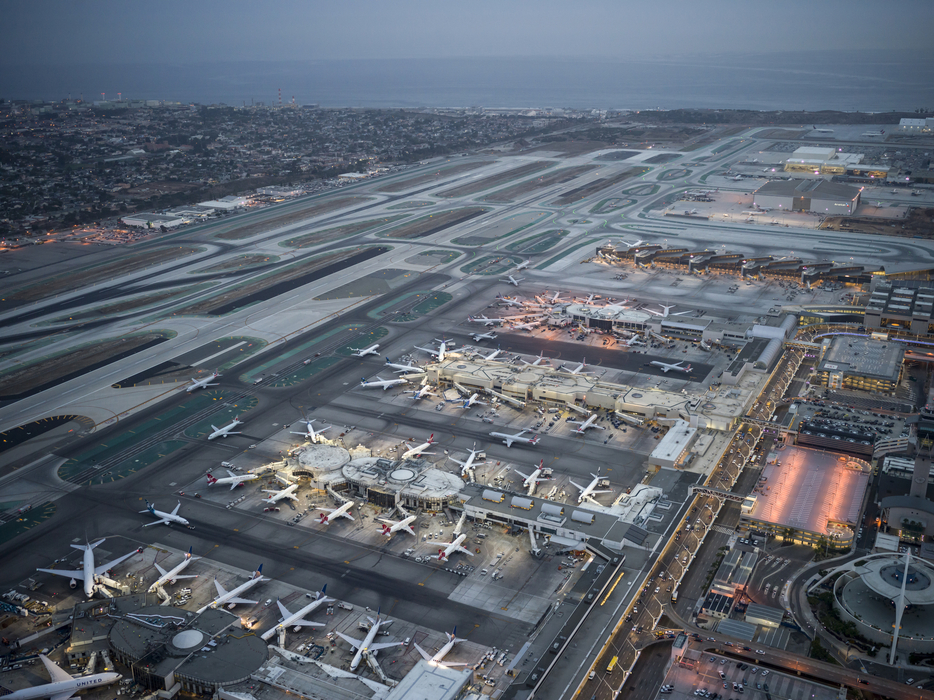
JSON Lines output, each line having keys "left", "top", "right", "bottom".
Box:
{"left": 3, "top": 0, "right": 933, "bottom": 66}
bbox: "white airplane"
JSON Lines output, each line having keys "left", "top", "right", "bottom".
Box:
{"left": 577, "top": 293, "right": 601, "bottom": 306}
{"left": 317, "top": 499, "right": 355, "bottom": 524}
{"left": 490, "top": 429, "right": 540, "bottom": 447}
{"left": 501, "top": 275, "right": 523, "bottom": 287}
{"left": 384, "top": 357, "right": 424, "bottom": 374}
{"left": 263, "top": 474, "right": 300, "bottom": 503}
{"left": 407, "top": 381, "right": 438, "bottom": 401}
{"left": 470, "top": 330, "right": 498, "bottom": 342}
{"left": 616, "top": 239, "right": 645, "bottom": 249}
{"left": 570, "top": 414, "right": 606, "bottom": 434}
{"left": 207, "top": 416, "right": 243, "bottom": 440}
{"left": 435, "top": 533, "right": 473, "bottom": 561}
{"left": 290, "top": 418, "right": 331, "bottom": 443}
{"left": 378, "top": 514, "right": 417, "bottom": 538}
{"left": 522, "top": 351, "right": 550, "bottom": 366}
{"left": 480, "top": 349, "right": 504, "bottom": 362}
{"left": 496, "top": 295, "right": 527, "bottom": 308}
{"left": 351, "top": 343, "right": 380, "bottom": 357}
{"left": 623, "top": 335, "right": 644, "bottom": 347}
{"left": 360, "top": 375, "right": 410, "bottom": 390}
{"left": 515, "top": 459, "right": 551, "bottom": 495}
{"left": 185, "top": 370, "right": 220, "bottom": 392}
{"left": 3, "top": 654, "right": 122, "bottom": 700}
{"left": 461, "top": 393, "right": 487, "bottom": 409}
{"left": 562, "top": 358, "right": 592, "bottom": 375}
{"left": 449, "top": 444, "right": 484, "bottom": 477}
{"left": 468, "top": 314, "right": 506, "bottom": 326}
{"left": 645, "top": 304, "right": 692, "bottom": 318}
{"left": 414, "top": 339, "right": 448, "bottom": 362}
{"left": 414, "top": 627, "right": 469, "bottom": 667}
{"left": 206, "top": 469, "right": 260, "bottom": 490}
{"left": 538, "top": 291, "right": 568, "bottom": 305}
{"left": 650, "top": 360, "right": 693, "bottom": 374}
{"left": 36, "top": 539, "right": 138, "bottom": 599}
{"left": 140, "top": 500, "right": 190, "bottom": 528}
{"left": 569, "top": 473, "right": 612, "bottom": 504}
{"left": 510, "top": 320, "right": 540, "bottom": 331}
{"left": 197, "top": 564, "right": 269, "bottom": 614}
{"left": 335, "top": 608, "right": 402, "bottom": 671}
{"left": 147, "top": 546, "right": 200, "bottom": 593}
{"left": 261, "top": 585, "right": 332, "bottom": 641}
{"left": 516, "top": 259, "right": 531, "bottom": 270}
{"left": 401, "top": 434, "right": 436, "bottom": 460}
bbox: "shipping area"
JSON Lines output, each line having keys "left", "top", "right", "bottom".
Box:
{"left": 3, "top": 119, "right": 934, "bottom": 700}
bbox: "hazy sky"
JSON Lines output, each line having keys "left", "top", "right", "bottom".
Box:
{"left": 3, "top": 0, "right": 933, "bottom": 66}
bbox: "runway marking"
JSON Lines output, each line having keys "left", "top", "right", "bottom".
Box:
{"left": 190, "top": 341, "right": 247, "bottom": 366}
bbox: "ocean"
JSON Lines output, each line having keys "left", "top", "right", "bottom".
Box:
{"left": 3, "top": 51, "right": 933, "bottom": 112}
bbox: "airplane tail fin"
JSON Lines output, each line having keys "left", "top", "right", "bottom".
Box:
{"left": 206, "top": 473, "right": 217, "bottom": 485}
{"left": 254, "top": 564, "right": 263, "bottom": 578}
{"left": 185, "top": 546, "right": 193, "bottom": 559}
{"left": 427, "top": 434, "right": 435, "bottom": 444}
{"left": 381, "top": 524, "right": 391, "bottom": 535}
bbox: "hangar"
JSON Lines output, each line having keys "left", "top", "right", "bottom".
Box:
{"left": 753, "top": 179, "right": 862, "bottom": 215}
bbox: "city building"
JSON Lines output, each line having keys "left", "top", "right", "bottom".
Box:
{"left": 898, "top": 118, "right": 934, "bottom": 133}
{"left": 752, "top": 179, "right": 862, "bottom": 215}
{"left": 648, "top": 420, "right": 698, "bottom": 470}
{"left": 864, "top": 282, "right": 934, "bottom": 335}
{"left": 744, "top": 603, "right": 784, "bottom": 629}
{"left": 700, "top": 592, "right": 732, "bottom": 620}
{"left": 880, "top": 495, "right": 934, "bottom": 540}
{"left": 711, "top": 549, "right": 757, "bottom": 597}
{"left": 813, "top": 336, "right": 904, "bottom": 394}
{"left": 739, "top": 447, "right": 871, "bottom": 548}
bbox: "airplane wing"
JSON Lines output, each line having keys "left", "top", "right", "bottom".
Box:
{"left": 154, "top": 562, "right": 167, "bottom": 576}
{"left": 585, "top": 490, "right": 612, "bottom": 497}
{"left": 170, "top": 574, "right": 198, "bottom": 580}
{"left": 568, "top": 480, "right": 584, "bottom": 492}
{"left": 276, "top": 600, "right": 292, "bottom": 620}
{"left": 335, "top": 631, "right": 363, "bottom": 650}
{"left": 503, "top": 438, "right": 514, "bottom": 447}
{"left": 50, "top": 692, "right": 76, "bottom": 700}
{"left": 440, "top": 661, "right": 470, "bottom": 667}
{"left": 40, "top": 654, "right": 73, "bottom": 683}
{"left": 213, "top": 579, "right": 228, "bottom": 596}
{"left": 413, "top": 642, "right": 433, "bottom": 662}
{"left": 94, "top": 548, "right": 138, "bottom": 576}
{"left": 290, "top": 619, "right": 325, "bottom": 628}
{"left": 225, "top": 596, "right": 259, "bottom": 606}
{"left": 142, "top": 518, "right": 170, "bottom": 527}
{"left": 36, "top": 567, "right": 85, "bottom": 580}
{"left": 402, "top": 525, "right": 416, "bottom": 537}
{"left": 171, "top": 502, "right": 182, "bottom": 516}
{"left": 369, "top": 640, "right": 404, "bottom": 651}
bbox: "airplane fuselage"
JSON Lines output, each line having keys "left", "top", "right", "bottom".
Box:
{"left": 4, "top": 671, "right": 123, "bottom": 700}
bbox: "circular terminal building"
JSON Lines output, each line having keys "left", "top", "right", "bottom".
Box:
{"left": 832, "top": 554, "right": 934, "bottom": 655}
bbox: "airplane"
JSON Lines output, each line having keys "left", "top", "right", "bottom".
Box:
{"left": 206, "top": 469, "right": 260, "bottom": 490}
{"left": 414, "top": 627, "right": 469, "bottom": 667}
{"left": 755, "top": 206, "right": 772, "bottom": 212}
{"left": 334, "top": 607, "right": 402, "bottom": 671}
{"left": 510, "top": 320, "right": 540, "bottom": 331}
{"left": 644, "top": 304, "right": 692, "bottom": 318}
{"left": 378, "top": 514, "right": 417, "bottom": 538}
{"left": 147, "top": 546, "right": 200, "bottom": 593}
{"left": 185, "top": 370, "right": 220, "bottom": 393}
{"left": 360, "top": 375, "right": 410, "bottom": 390}
{"left": 515, "top": 259, "right": 531, "bottom": 270}
{"left": 263, "top": 474, "right": 300, "bottom": 503}
{"left": 197, "top": 564, "right": 269, "bottom": 614}
{"left": 208, "top": 416, "right": 243, "bottom": 440}
{"left": 407, "top": 381, "right": 438, "bottom": 401}
{"left": 449, "top": 444, "right": 484, "bottom": 477}
{"left": 649, "top": 360, "right": 693, "bottom": 374}
{"left": 384, "top": 357, "right": 424, "bottom": 374}
{"left": 576, "top": 293, "right": 601, "bottom": 306}
{"left": 470, "top": 330, "right": 498, "bottom": 342}
{"left": 490, "top": 429, "right": 540, "bottom": 447}
{"left": 468, "top": 314, "right": 506, "bottom": 326}
{"left": 615, "top": 239, "right": 645, "bottom": 250}
{"left": 435, "top": 533, "right": 473, "bottom": 561}
{"left": 260, "top": 585, "right": 332, "bottom": 641}
{"left": 480, "top": 349, "right": 504, "bottom": 362}
{"left": 36, "top": 539, "right": 138, "bottom": 599}
{"left": 290, "top": 418, "right": 332, "bottom": 443}
{"left": 569, "top": 473, "right": 612, "bottom": 504}
{"left": 569, "top": 414, "right": 606, "bottom": 434}
{"left": 623, "top": 335, "right": 644, "bottom": 347}
{"left": 414, "top": 339, "right": 448, "bottom": 362}
{"left": 514, "top": 459, "right": 551, "bottom": 495}
{"left": 522, "top": 351, "right": 550, "bottom": 366}
{"left": 537, "top": 291, "right": 568, "bottom": 305}
{"left": 351, "top": 343, "right": 380, "bottom": 357}
{"left": 317, "top": 499, "right": 355, "bottom": 524}
{"left": 496, "top": 294, "right": 541, "bottom": 309}
{"left": 3, "top": 654, "right": 122, "bottom": 700}
{"left": 561, "top": 358, "right": 592, "bottom": 375}
{"left": 501, "top": 275, "right": 523, "bottom": 287}
{"left": 400, "top": 434, "right": 436, "bottom": 460}
{"left": 461, "top": 393, "right": 487, "bottom": 409}
{"left": 140, "top": 500, "right": 190, "bottom": 528}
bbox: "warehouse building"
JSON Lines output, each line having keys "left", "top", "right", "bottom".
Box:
{"left": 753, "top": 179, "right": 861, "bottom": 215}
{"left": 898, "top": 118, "right": 934, "bottom": 133}
{"left": 121, "top": 212, "right": 186, "bottom": 229}
{"left": 814, "top": 336, "right": 904, "bottom": 394}
{"left": 782, "top": 147, "right": 864, "bottom": 176}
{"left": 648, "top": 420, "right": 698, "bottom": 469}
